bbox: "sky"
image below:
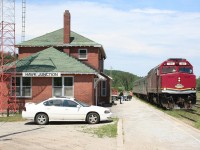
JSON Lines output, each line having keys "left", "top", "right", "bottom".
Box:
{"left": 13, "top": 0, "right": 200, "bottom": 77}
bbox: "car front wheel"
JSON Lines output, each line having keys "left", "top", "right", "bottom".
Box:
{"left": 35, "top": 113, "right": 49, "bottom": 125}
{"left": 86, "top": 112, "right": 100, "bottom": 124}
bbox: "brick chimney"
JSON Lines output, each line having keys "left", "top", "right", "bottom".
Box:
{"left": 64, "top": 10, "right": 70, "bottom": 43}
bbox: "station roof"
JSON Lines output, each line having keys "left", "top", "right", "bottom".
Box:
{"left": 16, "top": 29, "right": 106, "bottom": 58}
{"left": 17, "top": 29, "right": 101, "bottom": 47}
{"left": 12, "top": 47, "right": 97, "bottom": 73}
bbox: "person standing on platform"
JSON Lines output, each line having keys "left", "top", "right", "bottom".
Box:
{"left": 119, "top": 91, "right": 124, "bottom": 104}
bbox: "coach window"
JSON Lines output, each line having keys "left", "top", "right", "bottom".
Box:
{"left": 53, "top": 77, "right": 74, "bottom": 97}
{"left": 78, "top": 49, "right": 87, "bottom": 59}
{"left": 12, "top": 77, "right": 31, "bottom": 97}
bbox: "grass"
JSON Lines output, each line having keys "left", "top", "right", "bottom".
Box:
{"left": 81, "top": 118, "right": 118, "bottom": 138}
{"left": 0, "top": 113, "right": 25, "bottom": 122}
{"left": 163, "top": 92, "right": 200, "bottom": 129}
{"left": 197, "top": 91, "right": 200, "bottom": 101}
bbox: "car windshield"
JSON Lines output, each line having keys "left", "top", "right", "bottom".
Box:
{"left": 179, "top": 67, "right": 193, "bottom": 74}
{"left": 74, "top": 99, "right": 90, "bottom": 107}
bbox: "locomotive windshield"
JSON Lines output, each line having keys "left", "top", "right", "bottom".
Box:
{"left": 179, "top": 67, "right": 193, "bottom": 74}
{"left": 161, "top": 66, "right": 193, "bottom": 74}
{"left": 162, "top": 66, "right": 176, "bottom": 74}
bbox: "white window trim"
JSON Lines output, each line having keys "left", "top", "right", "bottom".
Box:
{"left": 52, "top": 76, "right": 74, "bottom": 97}
{"left": 78, "top": 49, "right": 88, "bottom": 60}
{"left": 13, "top": 77, "right": 32, "bottom": 98}
{"left": 101, "top": 81, "right": 107, "bottom": 97}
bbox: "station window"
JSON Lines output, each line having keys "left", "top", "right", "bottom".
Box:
{"left": 53, "top": 77, "right": 74, "bottom": 97}
{"left": 101, "top": 81, "right": 107, "bottom": 97}
{"left": 12, "top": 77, "right": 32, "bottom": 97}
{"left": 78, "top": 49, "right": 87, "bottom": 59}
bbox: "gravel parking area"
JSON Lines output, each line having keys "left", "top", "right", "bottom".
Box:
{"left": 1, "top": 98, "right": 200, "bottom": 150}
{"left": 0, "top": 121, "right": 116, "bottom": 150}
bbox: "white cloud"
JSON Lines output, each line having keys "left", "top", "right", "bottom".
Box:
{"left": 14, "top": 1, "right": 200, "bottom": 76}
{"left": 131, "top": 8, "right": 176, "bottom": 14}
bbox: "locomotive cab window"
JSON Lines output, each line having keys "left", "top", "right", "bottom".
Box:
{"left": 162, "top": 66, "right": 176, "bottom": 74}
{"left": 179, "top": 67, "right": 192, "bottom": 74}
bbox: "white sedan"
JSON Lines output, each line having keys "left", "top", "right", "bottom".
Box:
{"left": 22, "top": 97, "right": 112, "bottom": 125}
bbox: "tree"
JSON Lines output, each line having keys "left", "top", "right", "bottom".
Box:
{"left": 0, "top": 52, "right": 16, "bottom": 64}
{"left": 104, "top": 69, "right": 141, "bottom": 91}
{"left": 197, "top": 77, "right": 200, "bottom": 91}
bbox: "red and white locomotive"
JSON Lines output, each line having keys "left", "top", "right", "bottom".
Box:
{"left": 133, "top": 58, "right": 196, "bottom": 109}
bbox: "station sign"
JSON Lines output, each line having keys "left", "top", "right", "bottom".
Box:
{"left": 22, "top": 72, "right": 61, "bottom": 77}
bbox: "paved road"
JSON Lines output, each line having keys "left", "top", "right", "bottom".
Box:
{"left": 111, "top": 97, "right": 200, "bottom": 150}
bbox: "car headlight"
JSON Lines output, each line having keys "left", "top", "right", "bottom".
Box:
{"left": 104, "top": 110, "right": 111, "bottom": 114}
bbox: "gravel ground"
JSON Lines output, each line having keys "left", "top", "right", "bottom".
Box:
{"left": 111, "top": 98, "right": 200, "bottom": 150}
{"left": 1, "top": 98, "right": 200, "bottom": 150}
{"left": 0, "top": 121, "right": 117, "bottom": 150}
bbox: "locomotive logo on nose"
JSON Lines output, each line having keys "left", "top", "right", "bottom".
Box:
{"left": 175, "top": 84, "right": 184, "bottom": 89}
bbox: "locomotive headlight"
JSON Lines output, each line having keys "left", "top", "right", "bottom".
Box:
{"left": 163, "top": 88, "right": 166, "bottom": 90}
{"left": 178, "top": 77, "right": 181, "bottom": 82}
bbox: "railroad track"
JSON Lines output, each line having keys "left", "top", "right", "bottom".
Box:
{"left": 186, "top": 110, "right": 200, "bottom": 116}
{"left": 179, "top": 114, "right": 196, "bottom": 122}
{"left": 194, "top": 105, "right": 200, "bottom": 108}
{"left": 167, "top": 99, "right": 200, "bottom": 126}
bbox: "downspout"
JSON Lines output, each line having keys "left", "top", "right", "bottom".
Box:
{"left": 94, "top": 74, "right": 106, "bottom": 106}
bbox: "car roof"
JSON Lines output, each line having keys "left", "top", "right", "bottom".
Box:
{"left": 48, "top": 96, "right": 75, "bottom": 100}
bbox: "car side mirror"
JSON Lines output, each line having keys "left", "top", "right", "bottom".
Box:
{"left": 77, "top": 105, "right": 81, "bottom": 108}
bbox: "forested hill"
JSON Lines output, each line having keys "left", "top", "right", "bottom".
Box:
{"left": 104, "top": 70, "right": 200, "bottom": 91}
{"left": 104, "top": 69, "right": 141, "bottom": 91}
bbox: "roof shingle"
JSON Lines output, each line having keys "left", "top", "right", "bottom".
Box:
{"left": 14, "top": 47, "right": 97, "bottom": 73}
{"left": 16, "top": 29, "right": 101, "bottom": 47}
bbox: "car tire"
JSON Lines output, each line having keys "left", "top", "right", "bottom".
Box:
{"left": 86, "top": 112, "right": 100, "bottom": 124}
{"left": 35, "top": 113, "right": 49, "bottom": 125}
